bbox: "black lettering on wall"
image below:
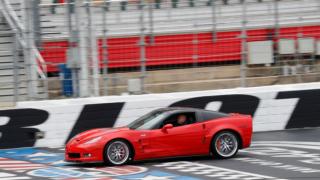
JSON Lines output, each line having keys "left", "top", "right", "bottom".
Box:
{"left": 0, "top": 109, "right": 49, "bottom": 148}
{"left": 276, "top": 89, "right": 320, "bottom": 129}
{"left": 170, "top": 95, "right": 260, "bottom": 116}
{"left": 66, "top": 102, "right": 125, "bottom": 143}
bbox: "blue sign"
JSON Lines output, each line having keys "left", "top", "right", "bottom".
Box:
{"left": 0, "top": 148, "right": 203, "bottom": 180}
{"left": 28, "top": 167, "right": 95, "bottom": 179}
{"left": 0, "top": 148, "right": 67, "bottom": 166}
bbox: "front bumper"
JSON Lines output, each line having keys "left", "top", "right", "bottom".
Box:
{"left": 65, "top": 143, "right": 103, "bottom": 163}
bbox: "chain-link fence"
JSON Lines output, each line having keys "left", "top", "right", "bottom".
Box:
{"left": 1, "top": 0, "right": 320, "bottom": 105}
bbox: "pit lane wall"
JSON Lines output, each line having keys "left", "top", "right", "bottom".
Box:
{"left": 0, "top": 82, "right": 319, "bottom": 148}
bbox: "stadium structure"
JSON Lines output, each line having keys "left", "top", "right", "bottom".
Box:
{"left": 1, "top": 0, "right": 320, "bottom": 107}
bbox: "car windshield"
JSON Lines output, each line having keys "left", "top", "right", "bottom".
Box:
{"left": 128, "top": 110, "right": 167, "bottom": 130}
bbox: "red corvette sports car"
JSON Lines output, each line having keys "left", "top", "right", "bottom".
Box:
{"left": 65, "top": 107, "right": 252, "bottom": 166}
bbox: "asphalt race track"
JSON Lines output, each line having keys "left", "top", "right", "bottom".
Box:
{"left": 1, "top": 128, "right": 320, "bottom": 180}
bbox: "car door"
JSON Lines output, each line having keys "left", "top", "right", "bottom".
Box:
{"left": 137, "top": 128, "right": 176, "bottom": 159}
{"left": 139, "top": 112, "right": 207, "bottom": 159}
{"left": 164, "top": 122, "right": 206, "bottom": 156}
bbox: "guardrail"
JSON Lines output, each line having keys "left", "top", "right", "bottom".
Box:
{"left": 1, "top": 82, "right": 319, "bottom": 148}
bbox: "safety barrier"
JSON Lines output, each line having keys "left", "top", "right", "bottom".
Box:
{"left": 0, "top": 82, "right": 320, "bottom": 148}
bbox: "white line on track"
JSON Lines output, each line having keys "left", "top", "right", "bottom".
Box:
{"left": 0, "top": 172, "right": 30, "bottom": 180}
{"left": 155, "top": 161, "right": 287, "bottom": 180}
{"left": 0, "top": 164, "right": 45, "bottom": 167}
{"left": 0, "top": 161, "right": 31, "bottom": 164}
{"left": 251, "top": 143, "right": 320, "bottom": 150}
{"left": 253, "top": 141, "right": 320, "bottom": 146}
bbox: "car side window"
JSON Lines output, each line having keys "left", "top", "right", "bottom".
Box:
{"left": 199, "top": 111, "right": 229, "bottom": 122}
{"left": 160, "top": 112, "right": 196, "bottom": 128}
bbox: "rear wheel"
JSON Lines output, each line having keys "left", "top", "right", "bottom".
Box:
{"left": 104, "top": 140, "right": 131, "bottom": 166}
{"left": 211, "top": 131, "right": 239, "bottom": 159}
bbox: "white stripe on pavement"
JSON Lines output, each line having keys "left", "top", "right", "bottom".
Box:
{"left": 155, "top": 161, "right": 287, "bottom": 180}
{"left": 253, "top": 141, "right": 320, "bottom": 146}
{"left": 0, "top": 164, "right": 44, "bottom": 167}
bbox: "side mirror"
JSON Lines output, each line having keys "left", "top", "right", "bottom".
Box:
{"left": 162, "top": 124, "right": 173, "bottom": 132}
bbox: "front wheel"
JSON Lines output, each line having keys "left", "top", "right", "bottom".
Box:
{"left": 211, "top": 131, "right": 239, "bottom": 159}
{"left": 104, "top": 140, "right": 131, "bottom": 166}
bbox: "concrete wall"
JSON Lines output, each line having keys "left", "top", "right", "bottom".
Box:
{"left": 1, "top": 82, "right": 320, "bottom": 148}
{"left": 48, "top": 64, "right": 320, "bottom": 97}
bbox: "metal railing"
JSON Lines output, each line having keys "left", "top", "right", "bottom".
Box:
{"left": 1, "top": 0, "right": 320, "bottom": 103}
{"left": 0, "top": 0, "right": 48, "bottom": 100}
{"left": 0, "top": 0, "right": 47, "bottom": 79}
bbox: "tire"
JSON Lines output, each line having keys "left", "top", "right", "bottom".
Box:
{"left": 211, "top": 131, "right": 239, "bottom": 159}
{"left": 104, "top": 139, "right": 132, "bottom": 166}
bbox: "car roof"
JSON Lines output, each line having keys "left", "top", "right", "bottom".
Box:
{"left": 155, "top": 107, "right": 229, "bottom": 116}
{"left": 157, "top": 107, "right": 231, "bottom": 122}
{"left": 156, "top": 107, "right": 209, "bottom": 113}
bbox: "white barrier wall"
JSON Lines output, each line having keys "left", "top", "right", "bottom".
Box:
{"left": 1, "top": 82, "right": 320, "bottom": 148}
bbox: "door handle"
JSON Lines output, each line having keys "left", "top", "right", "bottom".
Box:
{"left": 140, "top": 134, "right": 146, "bottom": 137}
{"left": 202, "top": 124, "right": 206, "bottom": 129}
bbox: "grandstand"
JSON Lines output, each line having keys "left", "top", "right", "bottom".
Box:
{"left": 0, "top": 0, "right": 47, "bottom": 107}
{"left": 41, "top": 0, "right": 320, "bottom": 71}
{"left": 1, "top": 0, "right": 320, "bottom": 106}
{"left": 0, "top": 0, "right": 33, "bottom": 105}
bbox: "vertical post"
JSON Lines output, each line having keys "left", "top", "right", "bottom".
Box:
{"left": 102, "top": 0, "right": 109, "bottom": 96}
{"left": 274, "top": 0, "right": 279, "bottom": 40}
{"left": 274, "top": 0, "right": 279, "bottom": 65}
{"left": 148, "top": 1, "right": 154, "bottom": 44}
{"left": 139, "top": 0, "right": 146, "bottom": 93}
{"left": 211, "top": 0, "right": 217, "bottom": 42}
{"left": 192, "top": 0, "right": 199, "bottom": 67}
{"left": 66, "top": 0, "right": 79, "bottom": 97}
{"left": 86, "top": 0, "right": 100, "bottom": 96}
{"left": 12, "top": 31, "right": 20, "bottom": 103}
{"left": 75, "top": 0, "right": 90, "bottom": 97}
{"left": 273, "top": 0, "right": 282, "bottom": 78}
{"left": 32, "top": 0, "right": 41, "bottom": 48}
{"left": 192, "top": 25, "right": 199, "bottom": 68}
{"left": 22, "top": 0, "right": 38, "bottom": 99}
{"left": 240, "top": 0, "right": 247, "bottom": 87}
{"left": 296, "top": 32, "right": 302, "bottom": 83}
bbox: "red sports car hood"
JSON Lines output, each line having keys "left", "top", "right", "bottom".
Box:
{"left": 71, "top": 127, "right": 129, "bottom": 143}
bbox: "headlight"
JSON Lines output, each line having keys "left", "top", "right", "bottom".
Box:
{"left": 84, "top": 136, "right": 102, "bottom": 145}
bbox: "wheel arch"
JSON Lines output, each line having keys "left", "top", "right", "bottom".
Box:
{"left": 210, "top": 129, "right": 243, "bottom": 152}
{"left": 103, "top": 138, "right": 135, "bottom": 161}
